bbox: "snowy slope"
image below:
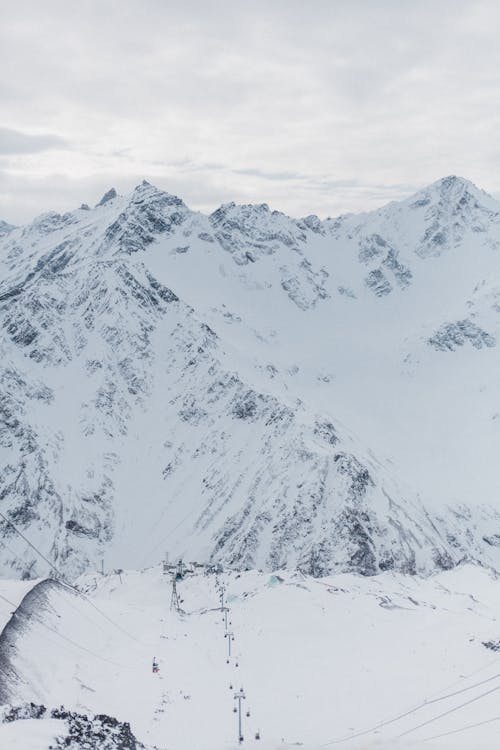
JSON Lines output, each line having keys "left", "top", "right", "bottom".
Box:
{"left": 2, "top": 177, "right": 500, "bottom": 578}
{"left": 3, "top": 565, "right": 500, "bottom": 748}
{"left": 0, "top": 718, "right": 63, "bottom": 750}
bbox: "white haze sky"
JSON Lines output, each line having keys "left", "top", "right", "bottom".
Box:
{"left": 1, "top": 0, "right": 500, "bottom": 224}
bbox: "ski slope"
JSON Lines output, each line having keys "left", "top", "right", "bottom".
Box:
{"left": 2, "top": 564, "right": 500, "bottom": 748}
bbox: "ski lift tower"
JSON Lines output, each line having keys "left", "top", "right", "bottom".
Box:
{"left": 234, "top": 687, "right": 246, "bottom": 743}
{"left": 170, "top": 574, "right": 181, "bottom": 612}
{"left": 162, "top": 551, "right": 169, "bottom": 574}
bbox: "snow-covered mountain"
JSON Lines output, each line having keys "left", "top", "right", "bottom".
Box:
{"left": 2, "top": 176, "right": 500, "bottom": 579}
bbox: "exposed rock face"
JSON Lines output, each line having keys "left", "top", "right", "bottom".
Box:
{"left": 96, "top": 188, "right": 118, "bottom": 207}
{"left": 428, "top": 319, "right": 496, "bottom": 351}
{"left": 2, "top": 177, "right": 500, "bottom": 579}
{"left": 0, "top": 703, "right": 146, "bottom": 750}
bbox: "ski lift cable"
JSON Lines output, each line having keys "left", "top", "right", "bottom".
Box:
{"left": 396, "top": 684, "right": 500, "bottom": 739}
{"left": 0, "top": 591, "right": 129, "bottom": 669}
{"left": 0, "top": 536, "right": 27, "bottom": 562}
{"left": 313, "top": 575, "right": 500, "bottom": 705}
{"left": 138, "top": 501, "right": 202, "bottom": 568}
{"left": 424, "top": 653, "right": 500, "bottom": 700}
{"left": 137, "top": 453, "right": 231, "bottom": 569}
{"left": 51, "top": 578, "right": 150, "bottom": 651}
{"left": 61, "top": 580, "right": 146, "bottom": 647}
{"left": 420, "top": 713, "right": 500, "bottom": 743}
{"left": 321, "top": 670, "right": 500, "bottom": 745}
{"left": 0, "top": 511, "right": 67, "bottom": 580}
{"left": 136, "top": 481, "right": 192, "bottom": 565}
{"left": 140, "top": 462, "right": 293, "bottom": 568}
{"left": 0, "top": 591, "right": 121, "bottom": 667}
{"left": 0, "top": 511, "right": 143, "bottom": 646}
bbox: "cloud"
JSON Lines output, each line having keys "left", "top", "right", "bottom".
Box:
{"left": 0, "top": 127, "right": 67, "bottom": 155}
{"left": 2, "top": 0, "right": 500, "bottom": 222}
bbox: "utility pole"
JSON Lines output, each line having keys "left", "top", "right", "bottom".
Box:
{"left": 221, "top": 606, "right": 229, "bottom": 631}
{"left": 225, "top": 631, "right": 234, "bottom": 661}
{"left": 234, "top": 687, "right": 246, "bottom": 743}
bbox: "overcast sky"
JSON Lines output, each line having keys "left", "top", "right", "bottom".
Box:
{"left": 1, "top": 0, "right": 500, "bottom": 224}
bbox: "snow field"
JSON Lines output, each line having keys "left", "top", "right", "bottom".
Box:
{"left": 3, "top": 565, "right": 500, "bottom": 747}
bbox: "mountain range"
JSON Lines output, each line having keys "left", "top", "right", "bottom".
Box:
{"left": 1, "top": 175, "right": 500, "bottom": 579}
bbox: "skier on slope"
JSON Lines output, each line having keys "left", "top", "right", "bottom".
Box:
{"left": 152, "top": 657, "right": 159, "bottom": 674}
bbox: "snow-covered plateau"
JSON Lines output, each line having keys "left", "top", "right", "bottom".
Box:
{"left": 3, "top": 176, "right": 500, "bottom": 747}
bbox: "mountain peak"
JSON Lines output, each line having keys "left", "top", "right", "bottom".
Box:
{"left": 436, "top": 174, "right": 474, "bottom": 189}
{"left": 130, "top": 180, "right": 185, "bottom": 209}
{"left": 401, "top": 175, "right": 500, "bottom": 220}
{"left": 0, "top": 219, "right": 16, "bottom": 237}
{"left": 424, "top": 174, "right": 499, "bottom": 207}
{"left": 432, "top": 174, "right": 482, "bottom": 198}
{"left": 96, "top": 188, "right": 118, "bottom": 207}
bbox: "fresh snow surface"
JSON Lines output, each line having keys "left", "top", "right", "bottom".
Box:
{"left": 0, "top": 718, "right": 63, "bottom": 749}
{"left": 3, "top": 565, "right": 500, "bottom": 748}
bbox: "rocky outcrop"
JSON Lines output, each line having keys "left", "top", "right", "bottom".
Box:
{"left": 0, "top": 703, "right": 148, "bottom": 750}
